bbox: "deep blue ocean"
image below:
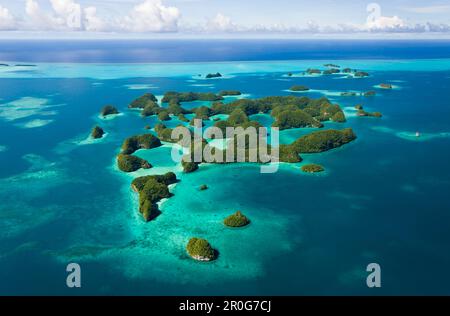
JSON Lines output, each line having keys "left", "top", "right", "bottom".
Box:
{"left": 0, "top": 40, "right": 450, "bottom": 295}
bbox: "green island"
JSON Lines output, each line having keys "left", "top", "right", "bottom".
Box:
{"left": 301, "top": 164, "right": 325, "bottom": 173}
{"left": 224, "top": 211, "right": 250, "bottom": 227}
{"left": 121, "top": 134, "right": 162, "bottom": 155}
{"left": 323, "top": 68, "right": 340, "bottom": 75}
{"left": 324, "top": 64, "right": 340, "bottom": 68}
{"left": 131, "top": 172, "right": 178, "bottom": 221}
{"left": 128, "top": 93, "right": 158, "bottom": 109}
{"left": 357, "top": 110, "right": 382, "bottom": 117}
{"left": 379, "top": 83, "right": 393, "bottom": 89}
{"left": 219, "top": 90, "right": 242, "bottom": 96}
{"left": 354, "top": 71, "right": 369, "bottom": 78}
{"left": 289, "top": 85, "right": 310, "bottom": 92}
{"left": 306, "top": 68, "right": 321, "bottom": 75}
{"left": 290, "top": 128, "right": 357, "bottom": 153}
{"left": 364, "top": 90, "right": 376, "bottom": 97}
{"left": 206, "top": 72, "right": 222, "bottom": 79}
{"left": 91, "top": 126, "right": 104, "bottom": 139}
{"left": 199, "top": 184, "right": 208, "bottom": 191}
{"left": 186, "top": 238, "right": 216, "bottom": 261}
{"left": 117, "top": 154, "right": 152, "bottom": 172}
{"left": 100, "top": 105, "right": 119, "bottom": 117}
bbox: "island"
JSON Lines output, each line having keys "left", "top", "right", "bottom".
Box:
{"left": 131, "top": 172, "right": 178, "bottom": 221}
{"left": 186, "top": 238, "right": 216, "bottom": 261}
{"left": 290, "top": 128, "right": 357, "bottom": 153}
{"left": 379, "top": 83, "right": 393, "bottom": 89}
{"left": 364, "top": 91, "right": 376, "bottom": 97}
{"left": 206, "top": 72, "right": 222, "bottom": 79}
{"left": 341, "top": 92, "right": 358, "bottom": 97}
{"left": 121, "top": 134, "right": 162, "bottom": 155}
{"left": 354, "top": 71, "right": 369, "bottom": 78}
{"left": 289, "top": 85, "right": 310, "bottom": 92}
{"left": 301, "top": 164, "right": 325, "bottom": 173}
{"left": 224, "top": 211, "right": 250, "bottom": 227}
{"left": 323, "top": 68, "right": 340, "bottom": 75}
{"left": 100, "top": 105, "right": 119, "bottom": 117}
{"left": 129, "top": 93, "right": 158, "bottom": 109}
{"left": 219, "top": 90, "right": 242, "bottom": 96}
{"left": 357, "top": 110, "right": 382, "bottom": 118}
{"left": 158, "top": 111, "right": 171, "bottom": 121}
{"left": 91, "top": 126, "right": 104, "bottom": 139}
{"left": 306, "top": 68, "right": 321, "bottom": 75}
{"left": 324, "top": 64, "right": 340, "bottom": 68}
{"left": 199, "top": 184, "right": 208, "bottom": 191}
{"left": 117, "top": 154, "right": 152, "bottom": 172}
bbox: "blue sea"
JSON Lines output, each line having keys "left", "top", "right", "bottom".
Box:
{"left": 1, "top": 40, "right": 450, "bottom": 295}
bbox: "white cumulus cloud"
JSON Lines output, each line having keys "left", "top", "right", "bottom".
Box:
{"left": 0, "top": 5, "right": 16, "bottom": 30}
{"left": 121, "top": 0, "right": 181, "bottom": 32}
{"left": 206, "top": 13, "right": 237, "bottom": 32}
{"left": 366, "top": 15, "right": 405, "bottom": 30}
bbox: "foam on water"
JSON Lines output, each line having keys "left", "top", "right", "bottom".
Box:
{"left": 0, "top": 97, "right": 61, "bottom": 122}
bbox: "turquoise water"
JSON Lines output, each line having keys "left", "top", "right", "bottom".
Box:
{"left": 1, "top": 60, "right": 450, "bottom": 295}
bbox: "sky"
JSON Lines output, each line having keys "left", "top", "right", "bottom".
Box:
{"left": 0, "top": 0, "right": 450, "bottom": 38}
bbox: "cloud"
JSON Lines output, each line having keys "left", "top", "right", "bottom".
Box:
{"left": 0, "top": 5, "right": 16, "bottom": 30}
{"left": 84, "top": 6, "right": 107, "bottom": 31}
{"left": 366, "top": 15, "right": 405, "bottom": 30}
{"left": 206, "top": 13, "right": 237, "bottom": 32}
{"left": 404, "top": 5, "right": 450, "bottom": 14}
{"left": 25, "top": 0, "right": 63, "bottom": 30}
{"left": 121, "top": 0, "right": 181, "bottom": 32}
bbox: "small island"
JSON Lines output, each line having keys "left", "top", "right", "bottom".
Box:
{"left": 219, "top": 90, "right": 242, "bottom": 96}
{"left": 186, "top": 238, "right": 216, "bottom": 261}
{"left": 117, "top": 154, "right": 152, "bottom": 172}
{"left": 306, "top": 68, "right": 321, "bottom": 75}
{"left": 199, "top": 184, "right": 208, "bottom": 191}
{"left": 224, "top": 211, "right": 250, "bottom": 227}
{"left": 131, "top": 172, "right": 178, "bottom": 221}
{"left": 357, "top": 110, "right": 382, "bottom": 118}
{"left": 289, "top": 85, "right": 310, "bottom": 92}
{"left": 100, "top": 105, "right": 119, "bottom": 117}
{"left": 121, "top": 134, "right": 162, "bottom": 155}
{"left": 354, "top": 71, "right": 369, "bottom": 78}
{"left": 364, "top": 91, "right": 376, "bottom": 97}
{"left": 301, "top": 164, "right": 325, "bottom": 173}
{"left": 158, "top": 111, "right": 171, "bottom": 121}
{"left": 206, "top": 72, "right": 222, "bottom": 79}
{"left": 379, "top": 83, "right": 393, "bottom": 89}
{"left": 91, "top": 126, "right": 104, "bottom": 139}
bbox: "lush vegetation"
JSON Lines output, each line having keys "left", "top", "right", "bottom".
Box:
{"left": 129, "top": 93, "right": 158, "bottom": 109}
{"left": 161, "top": 91, "right": 223, "bottom": 103}
{"left": 379, "top": 83, "right": 393, "bottom": 89}
{"left": 354, "top": 71, "right": 369, "bottom": 78}
{"left": 101, "top": 105, "right": 119, "bottom": 117}
{"left": 291, "top": 128, "right": 357, "bottom": 153}
{"left": 121, "top": 134, "right": 162, "bottom": 155}
{"left": 91, "top": 126, "right": 104, "bottom": 139}
{"left": 186, "top": 238, "right": 215, "bottom": 261}
{"left": 117, "top": 154, "right": 151, "bottom": 172}
{"left": 364, "top": 91, "right": 376, "bottom": 97}
{"left": 224, "top": 211, "right": 250, "bottom": 227}
{"left": 357, "top": 110, "right": 383, "bottom": 118}
{"left": 158, "top": 110, "right": 171, "bottom": 121}
{"left": 131, "top": 172, "right": 178, "bottom": 222}
{"left": 200, "top": 184, "right": 208, "bottom": 191}
{"left": 307, "top": 68, "right": 321, "bottom": 75}
{"left": 301, "top": 164, "right": 325, "bottom": 173}
{"left": 219, "top": 90, "right": 241, "bottom": 96}
{"left": 289, "top": 85, "right": 310, "bottom": 92}
{"left": 272, "top": 109, "right": 323, "bottom": 130}
{"left": 206, "top": 72, "right": 222, "bottom": 79}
